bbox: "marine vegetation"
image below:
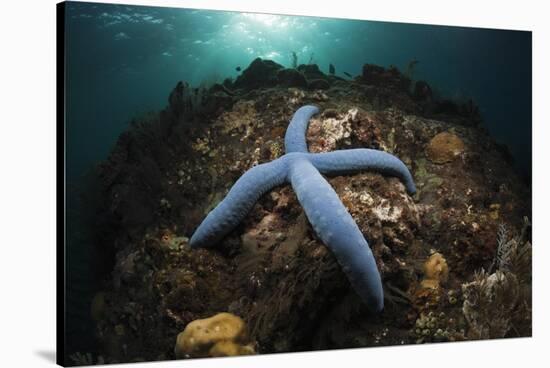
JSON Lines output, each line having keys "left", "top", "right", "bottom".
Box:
{"left": 291, "top": 51, "right": 298, "bottom": 68}
{"left": 190, "top": 104, "right": 416, "bottom": 312}
{"left": 404, "top": 58, "right": 419, "bottom": 81}
{"left": 461, "top": 218, "right": 532, "bottom": 339}
{"left": 81, "top": 58, "right": 531, "bottom": 364}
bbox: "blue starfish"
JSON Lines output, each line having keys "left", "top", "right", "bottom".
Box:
{"left": 190, "top": 105, "right": 416, "bottom": 312}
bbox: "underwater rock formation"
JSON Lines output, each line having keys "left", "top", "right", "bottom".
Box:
{"left": 231, "top": 58, "right": 339, "bottom": 93}
{"left": 413, "top": 81, "right": 432, "bottom": 102}
{"left": 307, "top": 79, "right": 331, "bottom": 90}
{"left": 88, "top": 58, "right": 531, "bottom": 363}
{"left": 233, "top": 58, "right": 284, "bottom": 90}
{"left": 297, "top": 63, "right": 327, "bottom": 81}
{"left": 277, "top": 68, "right": 308, "bottom": 88}
{"left": 360, "top": 63, "right": 411, "bottom": 92}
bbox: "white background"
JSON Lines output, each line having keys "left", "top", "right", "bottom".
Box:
{"left": 1, "top": 0, "right": 547, "bottom": 367}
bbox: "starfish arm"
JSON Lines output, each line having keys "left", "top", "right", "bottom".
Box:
{"left": 289, "top": 157, "right": 384, "bottom": 312}
{"left": 190, "top": 158, "right": 288, "bottom": 249}
{"left": 284, "top": 105, "right": 319, "bottom": 153}
{"left": 309, "top": 149, "right": 417, "bottom": 195}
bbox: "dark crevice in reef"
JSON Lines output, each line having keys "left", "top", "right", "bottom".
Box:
{"left": 67, "top": 57, "right": 531, "bottom": 365}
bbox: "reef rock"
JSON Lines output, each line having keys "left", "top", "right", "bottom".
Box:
{"left": 360, "top": 63, "right": 411, "bottom": 91}
{"left": 234, "top": 58, "right": 284, "bottom": 90}
{"left": 413, "top": 80, "right": 433, "bottom": 102}
{"left": 307, "top": 78, "right": 330, "bottom": 90}
{"left": 277, "top": 68, "right": 308, "bottom": 88}
{"left": 297, "top": 63, "right": 327, "bottom": 80}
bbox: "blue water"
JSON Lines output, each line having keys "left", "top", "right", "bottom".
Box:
{"left": 65, "top": 1, "right": 531, "bottom": 183}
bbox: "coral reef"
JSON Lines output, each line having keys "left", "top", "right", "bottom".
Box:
{"left": 86, "top": 57, "right": 531, "bottom": 364}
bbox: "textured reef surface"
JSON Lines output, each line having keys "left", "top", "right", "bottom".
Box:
{"left": 76, "top": 58, "right": 531, "bottom": 365}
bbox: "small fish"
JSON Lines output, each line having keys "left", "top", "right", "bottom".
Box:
{"left": 343, "top": 72, "right": 352, "bottom": 78}
{"left": 235, "top": 66, "right": 241, "bottom": 72}
{"left": 329, "top": 63, "right": 335, "bottom": 75}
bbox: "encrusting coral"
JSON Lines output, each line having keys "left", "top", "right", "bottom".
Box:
{"left": 174, "top": 312, "right": 255, "bottom": 358}
{"left": 425, "top": 131, "right": 465, "bottom": 164}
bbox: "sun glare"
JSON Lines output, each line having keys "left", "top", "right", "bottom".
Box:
{"left": 241, "top": 12, "right": 289, "bottom": 28}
